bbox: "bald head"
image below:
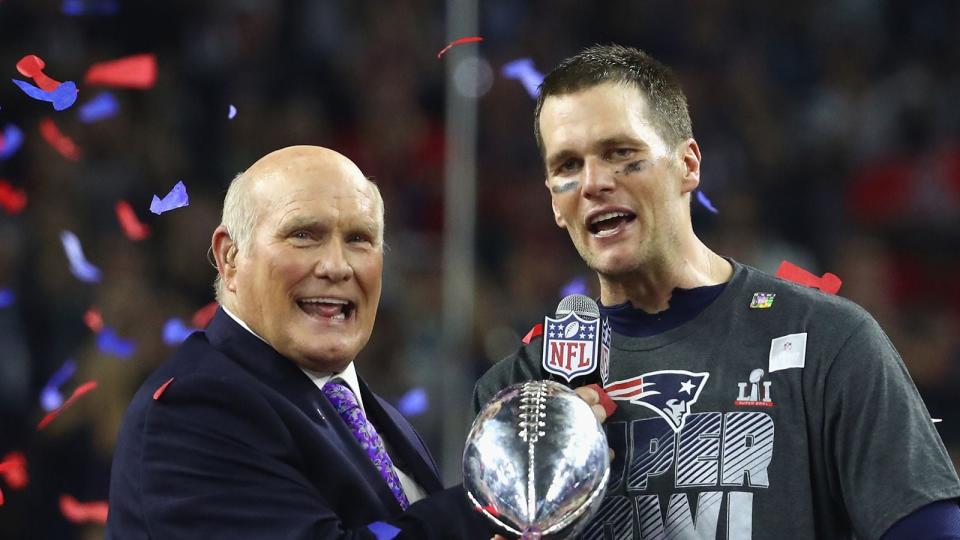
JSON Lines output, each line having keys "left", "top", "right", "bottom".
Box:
{"left": 213, "top": 146, "right": 384, "bottom": 301}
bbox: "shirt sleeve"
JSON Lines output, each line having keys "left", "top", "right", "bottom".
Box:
{"left": 472, "top": 342, "right": 542, "bottom": 415}
{"left": 823, "top": 315, "right": 960, "bottom": 540}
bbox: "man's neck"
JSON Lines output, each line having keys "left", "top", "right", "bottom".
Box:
{"left": 599, "top": 243, "right": 732, "bottom": 314}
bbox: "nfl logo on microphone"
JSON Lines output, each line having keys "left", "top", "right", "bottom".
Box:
{"left": 542, "top": 312, "right": 601, "bottom": 382}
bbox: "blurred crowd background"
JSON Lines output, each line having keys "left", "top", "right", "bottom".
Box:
{"left": 1, "top": 0, "right": 959, "bottom": 537}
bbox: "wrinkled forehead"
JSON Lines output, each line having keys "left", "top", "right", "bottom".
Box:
{"left": 251, "top": 164, "right": 382, "bottom": 231}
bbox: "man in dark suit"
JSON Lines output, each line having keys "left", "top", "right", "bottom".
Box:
{"left": 106, "top": 145, "right": 490, "bottom": 539}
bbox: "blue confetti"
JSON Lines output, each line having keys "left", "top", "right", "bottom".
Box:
{"left": 150, "top": 180, "right": 190, "bottom": 215}
{"left": 61, "top": 0, "right": 119, "bottom": 16}
{"left": 560, "top": 276, "right": 589, "bottom": 298}
{"left": 695, "top": 190, "right": 719, "bottom": 214}
{"left": 97, "top": 326, "right": 136, "bottom": 359}
{"left": 78, "top": 91, "right": 119, "bottom": 123}
{"left": 163, "top": 318, "right": 199, "bottom": 346}
{"left": 228, "top": 104, "right": 237, "bottom": 119}
{"left": 396, "top": 387, "right": 428, "bottom": 417}
{"left": 501, "top": 58, "right": 544, "bottom": 99}
{"left": 59, "top": 230, "right": 102, "bottom": 283}
{"left": 11, "top": 79, "right": 78, "bottom": 111}
{"left": 367, "top": 522, "right": 401, "bottom": 540}
{"left": 0, "top": 288, "right": 14, "bottom": 308}
{"left": 40, "top": 359, "right": 77, "bottom": 411}
{"left": 0, "top": 124, "right": 23, "bottom": 160}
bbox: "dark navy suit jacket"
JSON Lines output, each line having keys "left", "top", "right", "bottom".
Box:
{"left": 106, "top": 308, "right": 488, "bottom": 539}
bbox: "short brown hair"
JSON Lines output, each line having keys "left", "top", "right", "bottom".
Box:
{"left": 534, "top": 44, "right": 693, "bottom": 156}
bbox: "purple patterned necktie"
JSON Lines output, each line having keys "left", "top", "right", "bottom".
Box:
{"left": 322, "top": 380, "right": 410, "bottom": 510}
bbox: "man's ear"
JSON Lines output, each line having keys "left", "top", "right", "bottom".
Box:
{"left": 545, "top": 178, "right": 567, "bottom": 229}
{"left": 211, "top": 226, "right": 239, "bottom": 293}
{"left": 678, "top": 138, "right": 702, "bottom": 194}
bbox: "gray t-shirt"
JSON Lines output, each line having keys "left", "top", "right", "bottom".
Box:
{"left": 472, "top": 260, "right": 960, "bottom": 539}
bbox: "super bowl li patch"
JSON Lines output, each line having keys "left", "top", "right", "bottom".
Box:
{"left": 541, "top": 312, "right": 601, "bottom": 382}
{"left": 750, "top": 292, "right": 776, "bottom": 309}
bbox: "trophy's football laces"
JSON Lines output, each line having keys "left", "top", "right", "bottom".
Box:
{"left": 518, "top": 381, "right": 549, "bottom": 522}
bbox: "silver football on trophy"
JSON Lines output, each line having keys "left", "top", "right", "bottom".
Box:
{"left": 463, "top": 380, "right": 609, "bottom": 539}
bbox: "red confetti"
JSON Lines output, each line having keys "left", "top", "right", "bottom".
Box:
{"left": 38, "top": 118, "right": 81, "bottom": 161}
{"left": 115, "top": 200, "right": 150, "bottom": 240}
{"left": 775, "top": 261, "right": 842, "bottom": 295}
{"left": 83, "top": 307, "right": 103, "bottom": 332}
{"left": 436, "top": 36, "right": 483, "bottom": 59}
{"left": 83, "top": 53, "right": 157, "bottom": 89}
{"left": 59, "top": 494, "right": 108, "bottom": 525}
{"left": 0, "top": 452, "right": 28, "bottom": 490}
{"left": 16, "top": 54, "right": 62, "bottom": 92}
{"left": 191, "top": 301, "right": 218, "bottom": 328}
{"left": 152, "top": 377, "right": 174, "bottom": 400}
{"left": 521, "top": 323, "right": 543, "bottom": 345}
{"left": 0, "top": 180, "right": 27, "bottom": 214}
{"left": 37, "top": 380, "right": 98, "bottom": 430}
{"left": 482, "top": 504, "right": 499, "bottom": 517}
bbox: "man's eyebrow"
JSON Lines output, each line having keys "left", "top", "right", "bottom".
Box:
{"left": 545, "top": 149, "right": 578, "bottom": 169}
{"left": 596, "top": 136, "right": 649, "bottom": 150}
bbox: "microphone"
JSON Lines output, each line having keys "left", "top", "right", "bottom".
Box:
{"left": 540, "top": 294, "right": 611, "bottom": 390}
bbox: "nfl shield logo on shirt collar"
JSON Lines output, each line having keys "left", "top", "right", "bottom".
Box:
{"left": 541, "top": 312, "right": 601, "bottom": 382}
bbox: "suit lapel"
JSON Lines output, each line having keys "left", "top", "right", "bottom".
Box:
{"left": 359, "top": 379, "right": 444, "bottom": 494}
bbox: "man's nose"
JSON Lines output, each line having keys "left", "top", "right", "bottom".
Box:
{"left": 314, "top": 239, "right": 353, "bottom": 282}
{"left": 581, "top": 158, "right": 615, "bottom": 198}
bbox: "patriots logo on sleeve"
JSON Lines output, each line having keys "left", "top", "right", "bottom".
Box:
{"left": 604, "top": 370, "right": 709, "bottom": 432}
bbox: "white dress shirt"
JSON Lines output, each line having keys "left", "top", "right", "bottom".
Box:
{"left": 220, "top": 305, "right": 426, "bottom": 504}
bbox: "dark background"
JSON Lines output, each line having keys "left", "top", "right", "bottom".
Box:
{"left": 1, "top": 1, "right": 958, "bottom": 537}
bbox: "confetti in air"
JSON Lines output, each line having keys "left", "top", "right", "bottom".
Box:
{"left": 0, "top": 123, "right": 24, "bottom": 160}
{"left": 16, "top": 54, "right": 62, "bottom": 92}
{"left": 396, "top": 387, "right": 428, "bottom": 417}
{"left": 162, "top": 318, "right": 199, "bottom": 346}
{"left": 0, "top": 289, "right": 14, "bottom": 308}
{"left": 228, "top": 104, "right": 237, "bottom": 119}
{"left": 115, "top": 199, "right": 150, "bottom": 240}
{"left": 78, "top": 91, "right": 119, "bottom": 123}
{"left": 150, "top": 180, "right": 189, "bottom": 214}
{"left": 775, "top": 260, "right": 842, "bottom": 295}
{"left": 97, "top": 326, "right": 136, "bottom": 359}
{"left": 560, "top": 276, "right": 589, "bottom": 298}
{"left": 501, "top": 58, "right": 544, "bottom": 99}
{"left": 39, "top": 118, "right": 82, "bottom": 161}
{"left": 61, "top": 0, "right": 119, "bottom": 16}
{"left": 40, "top": 359, "right": 77, "bottom": 411}
{"left": 59, "top": 494, "right": 108, "bottom": 525}
{"left": 0, "top": 452, "right": 28, "bottom": 490}
{"left": 367, "top": 522, "right": 401, "bottom": 540}
{"left": 83, "top": 307, "right": 103, "bottom": 332}
{"left": 696, "top": 190, "right": 719, "bottom": 214}
{"left": 436, "top": 36, "right": 483, "bottom": 59}
{"left": 11, "top": 79, "right": 78, "bottom": 111}
{"left": 0, "top": 180, "right": 27, "bottom": 214}
{"left": 59, "top": 230, "right": 101, "bottom": 283}
{"left": 84, "top": 53, "right": 157, "bottom": 89}
{"left": 933, "top": 418, "right": 943, "bottom": 423}
{"left": 37, "top": 381, "right": 98, "bottom": 430}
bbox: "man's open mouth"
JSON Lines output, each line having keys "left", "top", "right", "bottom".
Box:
{"left": 297, "top": 298, "right": 355, "bottom": 321}
{"left": 587, "top": 210, "right": 636, "bottom": 237}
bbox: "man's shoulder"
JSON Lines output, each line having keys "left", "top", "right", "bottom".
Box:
{"left": 124, "top": 332, "right": 261, "bottom": 423}
{"left": 736, "top": 262, "right": 873, "bottom": 331}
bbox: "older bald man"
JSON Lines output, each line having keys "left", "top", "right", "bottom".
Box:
{"left": 106, "top": 146, "right": 489, "bottom": 539}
